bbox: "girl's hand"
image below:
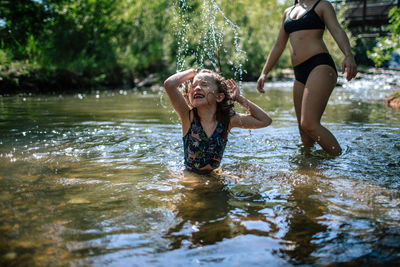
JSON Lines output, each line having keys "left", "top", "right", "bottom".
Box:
{"left": 226, "top": 79, "right": 240, "bottom": 101}
{"left": 257, "top": 74, "right": 267, "bottom": 93}
{"left": 341, "top": 55, "right": 357, "bottom": 81}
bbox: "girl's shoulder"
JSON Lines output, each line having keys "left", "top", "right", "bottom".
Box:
{"left": 228, "top": 112, "right": 242, "bottom": 131}
{"left": 182, "top": 108, "right": 197, "bottom": 137}
{"left": 189, "top": 107, "right": 198, "bottom": 119}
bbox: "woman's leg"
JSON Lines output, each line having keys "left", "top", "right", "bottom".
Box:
{"left": 293, "top": 80, "right": 315, "bottom": 147}
{"left": 300, "top": 65, "right": 341, "bottom": 156}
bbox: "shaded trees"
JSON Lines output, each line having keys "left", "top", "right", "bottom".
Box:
{"left": 1, "top": 0, "right": 172, "bottom": 89}
{"left": 0, "top": 0, "right": 374, "bottom": 92}
{"left": 368, "top": 7, "right": 400, "bottom": 66}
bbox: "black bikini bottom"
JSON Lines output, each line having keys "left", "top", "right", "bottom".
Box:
{"left": 293, "top": 53, "right": 337, "bottom": 84}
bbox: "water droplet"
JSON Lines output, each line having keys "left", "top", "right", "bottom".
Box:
{"left": 174, "top": 0, "right": 246, "bottom": 80}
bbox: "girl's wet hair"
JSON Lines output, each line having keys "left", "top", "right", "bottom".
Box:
{"left": 183, "top": 69, "right": 235, "bottom": 137}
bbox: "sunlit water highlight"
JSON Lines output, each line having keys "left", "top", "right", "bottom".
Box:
{"left": 0, "top": 72, "right": 399, "bottom": 266}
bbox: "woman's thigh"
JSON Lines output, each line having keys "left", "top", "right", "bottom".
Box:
{"left": 301, "top": 65, "right": 337, "bottom": 123}
{"left": 293, "top": 80, "right": 306, "bottom": 123}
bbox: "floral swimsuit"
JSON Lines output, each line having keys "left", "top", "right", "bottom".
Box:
{"left": 183, "top": 108, "right": 228, "bottom": 172}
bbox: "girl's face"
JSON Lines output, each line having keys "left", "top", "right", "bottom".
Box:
{"left": 188, "top": 73, "right": 224, "bottom": 107}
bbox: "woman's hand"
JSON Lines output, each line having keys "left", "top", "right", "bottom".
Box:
{"left": 342, "top": 55, "right": 357, "bottom": 81}
{"left": 257, "top": 74, "right": 267, "bottom": 93}
{"left": 226, "top": 79, "right": 240, "bottom": 101}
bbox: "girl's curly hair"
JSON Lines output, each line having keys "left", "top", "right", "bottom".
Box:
{"left": 183, "top": 69, "right": 235, "bottom": 137}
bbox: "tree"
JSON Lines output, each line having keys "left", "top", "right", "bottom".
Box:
{"left": 368, "top": 7, "right": 400, "bottom": 67}
{"left": 0, "top": 0, "right": 48, "bottom": 60}
{"left": 1, "top": 0, "right": 172, "bottom": 86}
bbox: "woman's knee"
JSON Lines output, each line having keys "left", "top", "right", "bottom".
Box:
{"left": 300, "top": 119, "right": 319, "bottom": 135}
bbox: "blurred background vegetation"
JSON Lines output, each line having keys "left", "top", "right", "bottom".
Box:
{"left": 0, "top": 0, "right": 398, "bottom": 93}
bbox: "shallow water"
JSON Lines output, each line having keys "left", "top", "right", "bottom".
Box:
{"left": 0, "top": 72, "right": 399, "bottom": 266}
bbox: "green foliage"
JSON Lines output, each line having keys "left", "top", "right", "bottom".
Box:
{"left": 221, "top": 0, "right": 291, "bottom": 79}
{"left": 1, "top": 0, "right": 172, "bottom": 85}
{"left": 368, "top": 7, "right": 400, "bottom": 67}
{"left": 0, "top": 0, "right": 48, "bottom": 60}
{"left": 0, "top": 0, "right": 361, "bottom": 88}
{"left": 0, "top": 49, "right": 11, "bottom": 68}
{"left": 170, "top": 0, "right": 290, "bottom": 80}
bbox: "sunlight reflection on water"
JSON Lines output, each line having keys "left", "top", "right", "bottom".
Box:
{"left": 0, "top": 72, "right": 400, "bottom": 266}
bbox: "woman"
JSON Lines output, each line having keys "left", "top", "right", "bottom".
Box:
{"left": 257, "top": 0, "right": 357, "bottom": 156}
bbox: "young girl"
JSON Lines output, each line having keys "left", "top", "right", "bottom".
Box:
{"left": 164, "top": 69, "right": 272, "bottom": 173}
{"left": 257, "top": 0, "right": 357, "bottom": 156}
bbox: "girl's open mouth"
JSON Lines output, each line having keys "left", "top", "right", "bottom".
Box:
{"left": 193, "top": 93, "right": 204, "bottom": 99}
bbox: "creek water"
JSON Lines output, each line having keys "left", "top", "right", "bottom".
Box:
{"left": 0, "top": 72, "right": 399, "bottom": 266}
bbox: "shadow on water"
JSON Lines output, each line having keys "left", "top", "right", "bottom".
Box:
{"left": 156, "top": 170, "right": 288, "bottom": 266}
{"left": 165, "top": 171, "right": 233, "bottom": 249}
{"left": 162, "top": 161, "right": 330, "bottom": 265}
{"left": 280, "top": 178, "right": 327, "bottom": 264}
{"left": 0, "top": 70, "right": 400, "bottom": 265}
{"left": 282, "top": 150, "right": 400, "bottom": 265}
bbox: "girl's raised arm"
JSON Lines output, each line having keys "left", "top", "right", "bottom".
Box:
{"left": 164, "top": 69, "right": 197, "bottom": 123}
{"left": 228, "top": 80, "right": 272, "bottom": 130}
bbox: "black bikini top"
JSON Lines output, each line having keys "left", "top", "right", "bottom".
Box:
{"left": 284, "top": 0, "right": 325, "bottom": 34}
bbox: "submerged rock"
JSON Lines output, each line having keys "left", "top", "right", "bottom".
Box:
{"left": 3, "top": 252, "right": 17, "bottom": 260}
{"left": 384, "top": 90, "right": 400, "bottom": 109}
{"left": 67, "top": 198, "right": 91, "bottom": 204}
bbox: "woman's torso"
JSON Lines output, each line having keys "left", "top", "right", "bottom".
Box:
{"left": 284, "top": 0, "right": 329, "bottom": 66}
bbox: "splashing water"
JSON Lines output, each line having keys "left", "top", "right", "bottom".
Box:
{"left": 1, "top": 73, "right": 400, "bottom": 266}
{"left": 174, "top": 0, "right": 247, "bottom": 80}
{"left": 174, "top": 0, "right": 191, "bottom": 72}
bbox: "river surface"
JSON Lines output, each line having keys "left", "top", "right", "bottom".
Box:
{"left": 0, "top": 72, "right": 399, "bottom": 266}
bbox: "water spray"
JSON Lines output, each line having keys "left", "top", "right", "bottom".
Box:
{"left": 174, "top": 0, "right": 247, "bottom": 81}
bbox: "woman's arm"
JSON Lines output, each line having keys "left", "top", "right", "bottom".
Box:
{"left": 228, "top": 80, "right": 272, "bottom": 130}
{"left": 257, "top": 11, "right": 290, "bottom": 93}
{"left": 321, "top": 1, "right": 357, "bottom": 81}
{"left": 163, "top": 69, "right": 196, "bottom": 124}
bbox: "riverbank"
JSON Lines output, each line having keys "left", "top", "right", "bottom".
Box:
{"left": 385, "top": 90, "right": 400, "bottom": 109}
{"left": 0, "top": 66, "right": 290, "bottom": 95}
{"left": 0, "top": 65, "right": 138, "bottom": 95}
{"left": 359, "top": 67, "right": 400, "bottom": 109}
{"left": 1, "top": 66, "right": 400, "bottom": 108}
